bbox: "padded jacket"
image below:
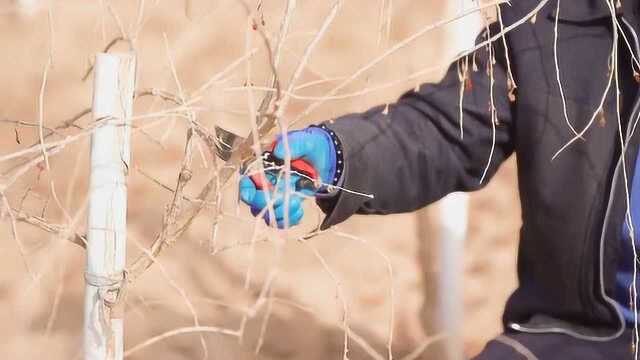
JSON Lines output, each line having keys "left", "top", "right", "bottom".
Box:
{"left": 318, "top": 0, "right": 640, "bottom": 341}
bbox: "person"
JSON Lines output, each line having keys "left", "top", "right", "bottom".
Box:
{"left": 239, "top": 1, "right": 640, "bottom": 358}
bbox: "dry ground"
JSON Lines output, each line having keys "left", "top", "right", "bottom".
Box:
{"left": 0, "top": 1, "right": 520, "bottom": 359}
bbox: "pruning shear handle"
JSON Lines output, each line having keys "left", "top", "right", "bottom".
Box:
{"left": 249, "top": 151, "right": 319, "bottom": 192}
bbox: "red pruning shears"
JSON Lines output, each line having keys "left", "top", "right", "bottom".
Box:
{"left": 245, "top": 145, "right": 319, "bottom": 193}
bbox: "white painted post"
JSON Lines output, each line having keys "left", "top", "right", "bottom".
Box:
{"left": 435, "top": 2, "right": 481, "bottom": 358}
{"left": 16, "top": 0, "right": 41, "bottom": 16}
{"left": 84, "top": 53, "right": 136, "bottom": 360}
{"left": 438, "top": 192, "right": 468, "bottom": 360}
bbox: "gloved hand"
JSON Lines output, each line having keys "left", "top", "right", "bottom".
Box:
{"left": 239, "top": 126, "right": 338, "bottom": 228}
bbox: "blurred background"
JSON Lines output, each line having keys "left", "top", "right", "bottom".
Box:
{"left": 0, "top": 0, "right": 519, "bottom": 359}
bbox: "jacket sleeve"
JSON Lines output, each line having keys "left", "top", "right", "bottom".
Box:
{"left": 317, "top": 26, "right": 516, "bottom": 229}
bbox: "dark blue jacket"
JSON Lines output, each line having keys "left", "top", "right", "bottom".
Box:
{"left": 319, "top": 0, "right": 640, "bottom": 342}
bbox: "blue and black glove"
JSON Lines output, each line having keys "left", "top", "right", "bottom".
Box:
{"left": 239, "top": 125, "right": 341, "bottom": 228}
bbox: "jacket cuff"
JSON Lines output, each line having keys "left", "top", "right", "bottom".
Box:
{"left": 308, "top": 124, "right": 345, "bottom": 195}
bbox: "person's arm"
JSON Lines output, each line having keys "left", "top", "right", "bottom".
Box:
{"left": 317, "top": 27, "right": 515, "bottom": 229}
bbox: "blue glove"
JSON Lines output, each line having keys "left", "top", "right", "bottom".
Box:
{"left": 239, "top": 126, "right": 337, "bottom": 228}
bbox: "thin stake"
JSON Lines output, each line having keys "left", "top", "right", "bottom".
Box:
{"left": 83, "top": 52, "right": 136, "bottom": 360}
